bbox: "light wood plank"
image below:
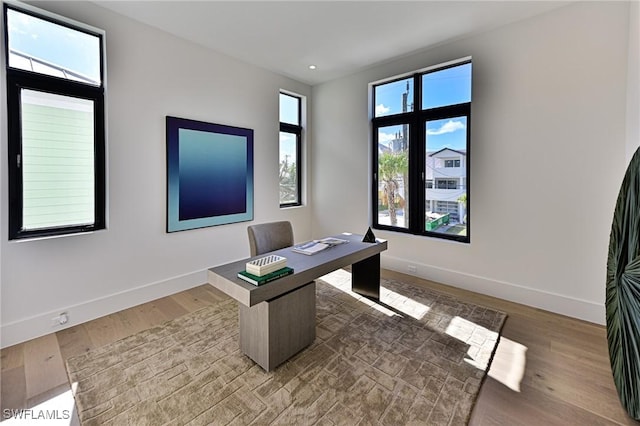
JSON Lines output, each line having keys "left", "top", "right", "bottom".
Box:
{"left": 23, "top": 334, "right": 67, "bottom": 400}
{"left": 83, "top": 313, "right": 129, "bottom": 348}
{"left": 1, "top": 342, "right": 24, "bottom": 371}
{"left": 188, "top": 284, "right": 227, "bottom": 305}
{"left": 1, "top": 366, "right": 26, "bottom": 412}
{"left": 139, "top": 300, "right": 170, "bottom": 323}
{"left": 149, "top": 296, "right": 190, "bottom": 321}
{"left": 171, "top": 289, "right": 220, "bottom": 312}
{"left": 471, "top": 378, "right": 626, "bottom": 426}
{"left": 203, "top": 284, "right": 230, "bottom": 301}
{"left": 56, "top": 324, "right": 95, "bottom": 361}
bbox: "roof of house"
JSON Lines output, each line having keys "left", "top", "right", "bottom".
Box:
{"left": 428, "top": 147, "right": 466, "bottom": 157}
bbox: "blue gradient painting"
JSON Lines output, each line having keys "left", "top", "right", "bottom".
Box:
{"left": 166, "top": 116, "right": 253, "bottom": 232}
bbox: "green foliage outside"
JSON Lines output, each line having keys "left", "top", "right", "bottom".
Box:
{"left": 279, "top": 159, "right": 297, "bottom": 204}
{"left": 378, "top": 151, "right": 408, "bottom": 226}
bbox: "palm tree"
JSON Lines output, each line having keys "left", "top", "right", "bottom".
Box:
{"left": 379, "top": 151, "right": 408, "bottom": 226}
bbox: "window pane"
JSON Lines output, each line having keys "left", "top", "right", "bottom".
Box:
{"left": 279, "top": 93, "right": 300, "bottom": 126}
{"left": 279, "top": 131, "right": 298, "bottom": 204}
{"left": 21, "top": 89, "right": 95, "bottom": 230}
{"left": 377, "top": 124, "right": 409, "bottom": 228}
{"left": 425, "top": 117, "right": 467, "bottom": 237}
{"left": 374, "top": 77, "right": 414, "bottom": 118}
{"left": 421, "top": 63, "right": 471, "bottom": 110}
{"left": 6, "top": 8, "right": 101, "bottom": 85}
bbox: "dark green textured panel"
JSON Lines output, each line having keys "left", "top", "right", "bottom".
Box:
{"left": 607, "top": 146, "right": 640, "bottom": 420}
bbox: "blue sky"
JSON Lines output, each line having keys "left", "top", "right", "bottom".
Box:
{"left": 279, "top": 94, "right": 299, "bottom": 163}
{"left": 279, "top": 132, "right": 297, "bottom": 164}
{"left": 378, "top": 117, "right": 467, "bottom": 153}
{"left": 376, "top": 63, "right": 471, "bottom": 152}
{"left": 7, "top": 8, "right": 101, "bottom": 82}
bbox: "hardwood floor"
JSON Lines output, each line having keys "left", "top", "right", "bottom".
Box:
{"left": 1, "top": 270, "right": 637, "bottom": 425}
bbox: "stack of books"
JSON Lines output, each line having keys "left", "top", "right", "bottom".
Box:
{"left": 237, "top": 255, "right": 293, "bottom": 286}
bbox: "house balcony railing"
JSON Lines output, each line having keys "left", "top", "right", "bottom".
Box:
{"left": 430, "top": 166, "right": 466, "bottom": 179}
{"left": 426, "top": 188, "right": 466, "bottom": 201}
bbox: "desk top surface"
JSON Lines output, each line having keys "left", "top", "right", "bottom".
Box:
{"left": 208, "top": 233, "right": 387, "bottom": 306}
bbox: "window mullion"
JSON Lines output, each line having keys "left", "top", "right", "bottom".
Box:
{"left": 412, "top": 118, "right": 426, "bottom": 234}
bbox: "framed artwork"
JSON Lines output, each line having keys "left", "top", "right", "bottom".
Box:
{"left": 166, "top": 116, "right": 254, "bottom": 232}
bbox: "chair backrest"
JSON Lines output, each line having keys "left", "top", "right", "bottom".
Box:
{"left": 247, "top": 221, "right": 294, "bottom": 256}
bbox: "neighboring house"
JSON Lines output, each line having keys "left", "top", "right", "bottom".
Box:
{"left": 378, "top": 139, "right": 467, "bottom": 225}
{"left": 426, "top": 148, "right": 466, "bottom": 223}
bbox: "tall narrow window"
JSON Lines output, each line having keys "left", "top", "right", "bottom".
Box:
{"left": 4, "top": 3, "right": 106, "bottom": 240}
{"left": 279, "top": 92, "right": 302, "bottom": 207}
{"left": 372, "top": 59, "right": 471, "bottom": 243}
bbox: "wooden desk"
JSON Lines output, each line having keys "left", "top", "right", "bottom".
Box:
{"left": 208, "top": 233, "right": 387, "bottom": 370}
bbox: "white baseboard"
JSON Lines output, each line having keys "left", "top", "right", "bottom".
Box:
{"left": 381, "top": 255, "right": 605, "bottom": 325}
{"left": 0, "top": 269, "right": 208, "bottom": 349}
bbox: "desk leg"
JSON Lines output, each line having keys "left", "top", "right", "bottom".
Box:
{"left": 352, "top": 253, "right": 380, "bottom": 299}
{"left": 239, "top": 281, "right": 316, "bottom": 371}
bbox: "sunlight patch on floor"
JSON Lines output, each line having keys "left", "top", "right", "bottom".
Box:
{"left": 446, "top": 315, "right": 526, "bottom": 391}
{"left": 320, "top": 269, "right": 399, "bottom": 317}
{"left": 447, "top": 316, "right": 500, "bottom": 370}
{"left": 320, "top": 269, "right": 433, "bottom": 319}
{"left": 486, "top": 336, "right": 528, "bottom": 392}
{"left": 380, "top": 287, "right": 431, "bottom": 320}
{"left": 446, "top": 316, "right": 480, "bottom": 343}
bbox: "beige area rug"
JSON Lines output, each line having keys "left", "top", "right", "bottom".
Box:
{"left": 66, "top": 270, "right": 506, "bottom": 425}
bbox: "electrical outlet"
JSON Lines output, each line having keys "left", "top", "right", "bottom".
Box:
{"left": 51, "top": 312, "right": 69, "bottom": 327}
{"left": 407, "top": 265, "right": 417, "bottom": 273}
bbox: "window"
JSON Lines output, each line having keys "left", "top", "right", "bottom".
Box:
{"left": 372, "top": 59, "right": 471, "bottom": 242}
{"left": 279, "top": 92, "right": 302, "bottom": 207}
{"left": 436, "top": 179, "right": 458, "bottom": 190}
{"left": 4, "top": 3, "right": 106, "bottom": 240}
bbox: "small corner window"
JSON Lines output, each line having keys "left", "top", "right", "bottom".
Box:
{"left": 4, "top": 3, "right": 106, "bottom": 240}
{"left": 279, "top": 92, "right": 302, "bottom": 207}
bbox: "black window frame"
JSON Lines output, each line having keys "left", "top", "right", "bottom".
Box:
{"left": 279, "top": 92, "right": 302, "bottom": 208}
{"left": 371, "top": 59, "right": 471, "bottom": 243}
{"left": 4, "top": 3, "right": 106, "bottom": 240}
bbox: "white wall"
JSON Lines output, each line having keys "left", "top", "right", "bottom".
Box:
{"left": 0, "top": 1, "right": 312, "bottom": 347}
{"left": 627, "top": 0, "right": 640, "bottom": 162}
{"left": 311, "top": 2, "right": 632, "bottom": 324}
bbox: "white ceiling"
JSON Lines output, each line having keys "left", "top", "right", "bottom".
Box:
{"left": 94, "top": 1, "right": 570, "bottom": 85}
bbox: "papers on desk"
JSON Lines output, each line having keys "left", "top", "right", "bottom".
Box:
{"left": 292, "top": 237, "right": 348, "bottom": 255}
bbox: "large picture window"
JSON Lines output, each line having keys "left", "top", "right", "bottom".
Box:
{"left": 279, "top": 92, "right": 302, "bottom": 207}
{"left": 372, "top": 59, "right": 471, "bottom": 243}
{"left": 4, "top": 3, "right": 106, "bottom": 240}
